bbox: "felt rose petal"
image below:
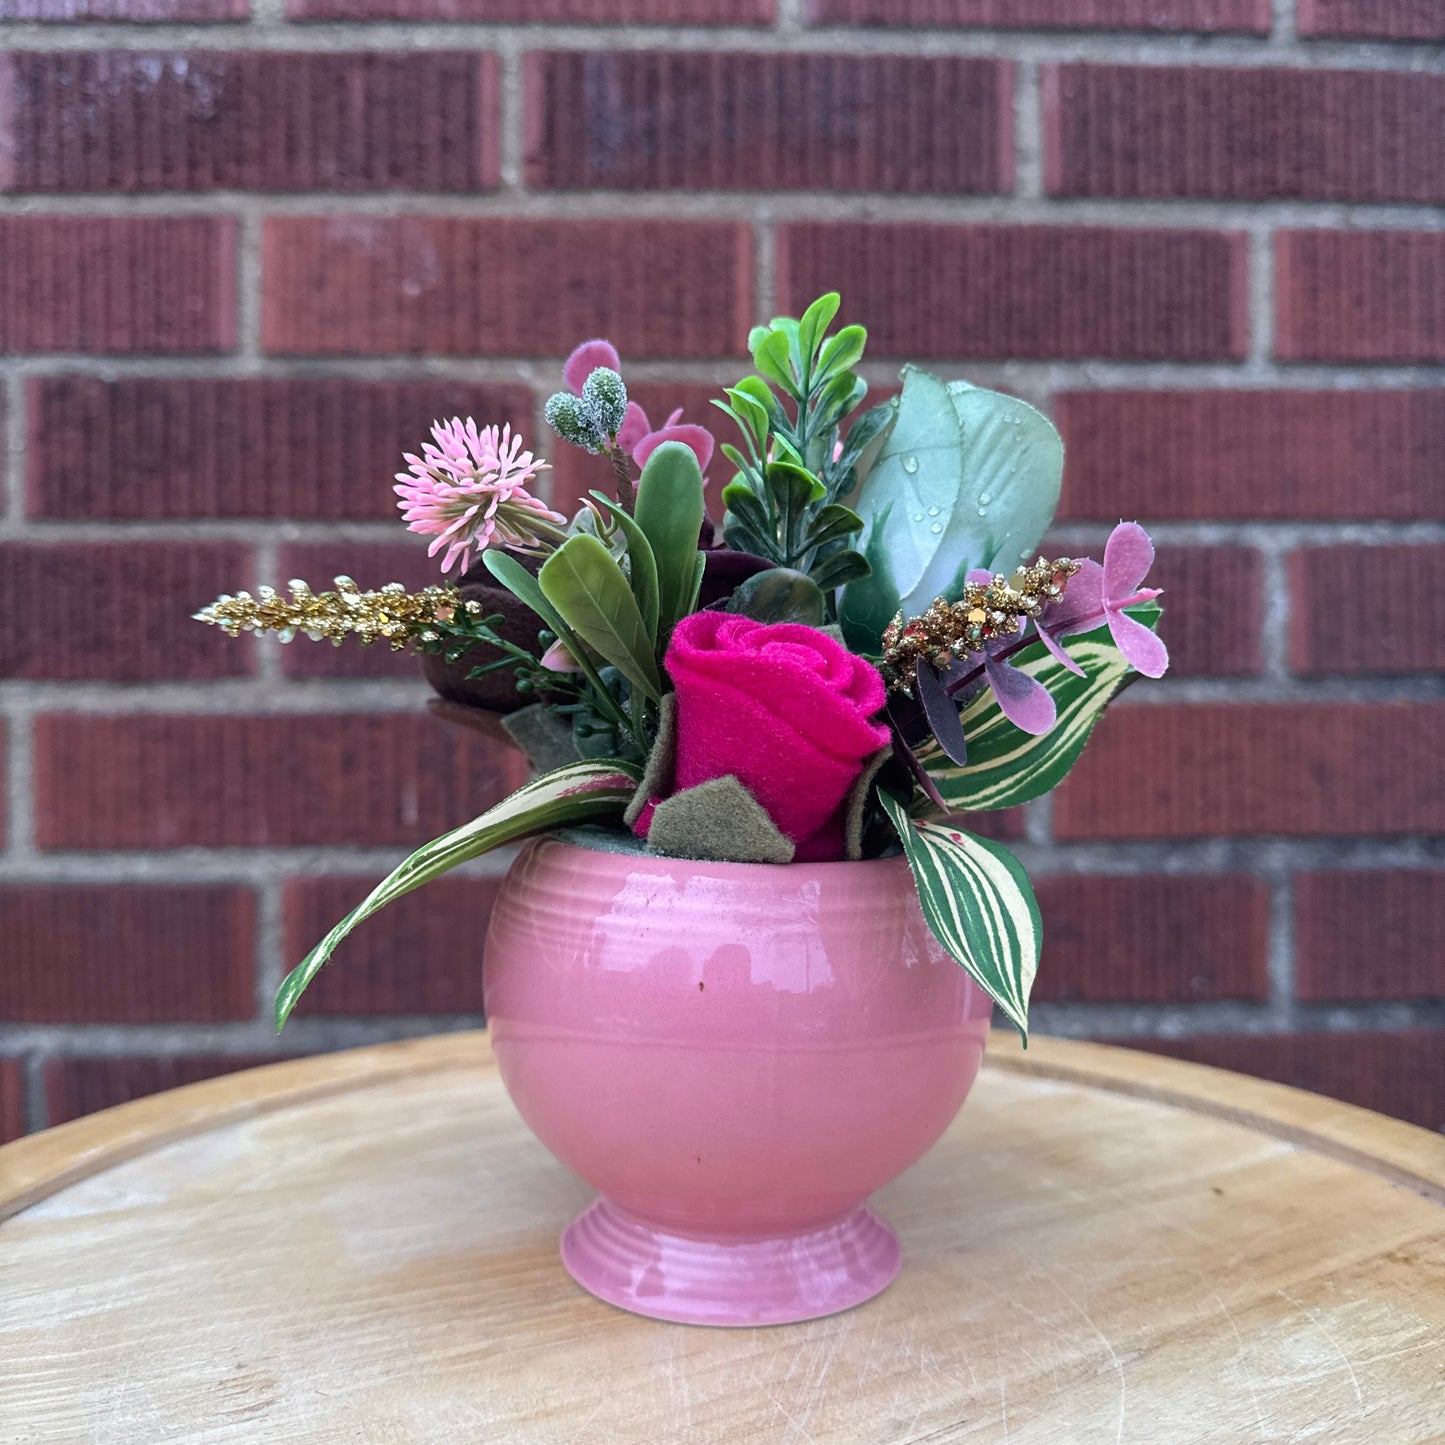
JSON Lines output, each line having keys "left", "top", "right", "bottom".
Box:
{"left": 563, "top": 339, "right": 621, "bottom": 395}
{"left": 615, "top": 401, "right": 651, "bottom": 456}
{"left": 633, "top": 422, "right": 715, "bottom": 474}
{"left": 658, "top": 612, "right": 890, "bottom": 862}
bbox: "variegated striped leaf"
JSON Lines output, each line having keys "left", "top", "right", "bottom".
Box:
{"left": 275, "top": 759, "right": 641, "bottom": 1030}
{"left": 880, "top": 790, "right": 1041, "bottom": 1038}
{"left": 918, "top": 604, "right": 1162, "bottom": 814}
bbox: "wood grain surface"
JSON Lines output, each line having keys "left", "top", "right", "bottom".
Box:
{"left": 2, "top": 1032, "right": 1442, "bottom": 1444}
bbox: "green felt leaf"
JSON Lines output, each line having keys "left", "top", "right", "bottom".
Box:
{"left": 917, "top": 604, "right": 1162, "bottom": 813}
{"left": 634, "top": 440, "right": 706, "bottom": 637}
{"left": 880, "top": 790, "right": 1041, "bottom": 1039}
{"left": 624, "top": 692, "right": 676, "bottom": 829}
{"left": 501, "top": 703, "right": 583, "bottom": 775}
{"left": 539, "top": 535, "right": 663, "bottom": 703}
{"left": 590, "top": 492, "right": 660, "bottom": 645}
{"left": 725, "top": 567, "right": 826, "bottom": 626}
{"left": 275, "top": 760, "right": 641, "bottom": 1029}
{"left": 648, "top": 775, "right": 795, "bottom": 865}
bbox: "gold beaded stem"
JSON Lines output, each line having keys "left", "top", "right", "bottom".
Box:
{"left": 193, "top": 577, "right": 470, "bottom": 650}
{"left": 880, "top": 557, "right": 1082, "bottom": 693}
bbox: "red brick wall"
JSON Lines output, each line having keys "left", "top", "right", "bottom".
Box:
{"left": 0, "top": 2, "right": 1440, "bottom": 1140}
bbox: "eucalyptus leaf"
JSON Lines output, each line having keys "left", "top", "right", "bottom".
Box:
{"left": 539, "top": 535, "right": 662, "bottom": 702}
{"left": 725, "top": 567, "right": 827, "bottom": 626}
{"left": 945, "top": 379, "right": 1063, "bottom": 576}
{"left": 633, "top": 440, "right": 706, "bottom": 636}
{"left": 838, "top": 367, "right": 1063, "bottom": 654}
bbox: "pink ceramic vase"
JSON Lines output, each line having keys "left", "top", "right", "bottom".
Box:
{"left": 483, "top": 833, "right": 992, "bottom": 1327}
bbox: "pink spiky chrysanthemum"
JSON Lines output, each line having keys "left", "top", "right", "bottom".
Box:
{"left": 394, "top": 419, "right": 564, "bottom": 576}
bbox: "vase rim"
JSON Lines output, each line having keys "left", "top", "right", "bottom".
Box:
{"left": 543, "top": 826, "right": 909, "bottom": 875}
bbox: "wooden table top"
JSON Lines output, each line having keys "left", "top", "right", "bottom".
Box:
{"left": 3, "top": 1031, "right": 1443, "bottom": 1443}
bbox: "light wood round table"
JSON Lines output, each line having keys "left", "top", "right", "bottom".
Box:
{"left": 3, "top": 1031, "right": 1443, "bottom": 1443}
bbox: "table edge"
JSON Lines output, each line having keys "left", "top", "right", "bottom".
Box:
{"left": 1, "top": 1030, "right": 1440, "bottom": 1224}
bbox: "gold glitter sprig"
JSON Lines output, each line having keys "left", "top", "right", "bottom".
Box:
{"left": 194, "top": 577, "right": 469, "bottom": 650}
{"left": 881, "top": 557, "right": 1082, "bottom": 692}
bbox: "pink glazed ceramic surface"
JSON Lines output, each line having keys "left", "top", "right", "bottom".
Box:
{"left": 483, "top": 833, "right": 992, "bottom": 1326}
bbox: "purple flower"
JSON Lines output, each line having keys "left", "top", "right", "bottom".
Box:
{"left": 1033, "top": 523, "right": 1168, "bottom": 679}
{"left": 956, "top": 566, "right": 1058, "bottom": 735}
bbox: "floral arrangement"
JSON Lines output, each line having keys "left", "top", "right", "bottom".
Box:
{"left": 197, "top": 294, "right": 1167, "bottom": 1038}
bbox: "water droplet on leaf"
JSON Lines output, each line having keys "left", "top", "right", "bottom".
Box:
{"left": 978, "top": 492, "right": 992, "bottom": 506}
{"left": 901, "top": 454, "right": 919, "bottom": 475}
{"left": 930, "top": 522, "right": 943, "bottom": 534}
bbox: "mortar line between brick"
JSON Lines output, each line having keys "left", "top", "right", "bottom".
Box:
{"left": 754, "top": 216, "right": 775, "bottom": 319}
{"left": 1268, "top": 872, "right": 1298, "bottom": 1028}
{"left": 5, "top": 192, "right": 1442, "bottom": 229}
{"left": 233, "top": 205, "right": 263, "bottom": 366}
{"left": 495, "top": 34, "right": 525, "bottom": 192}
{"left": 21, "top": 1052, "right": 47, "bottom": 1133}
{"left": 1, "top": 838, "right": 1436, "bottom": 885}
{"left": 1256, "top": 537, "right": 1292, "bottom": 682}
{"left": 774, "top": 0, "right": 805, "bottom": 37}
{"left": 1274, "top": 0, "right": 1299, "bottom": 45}
{"left": 4, "top": 707, "right": 35, "bottom": 861}
{"left": 254, "top": 877, "right": 284, "bottom": 1023}
{"left": 1013, "top": 58, "right": 1042, "bottom": 200}
{"left": 1246, "top": 225, "right": 1275, "bottom": 372}
{"left": 0, "top": 26, "right": 1437, "bottom": 69}
{"left": 3, "top": 370, "right": 23, "bottom": 526}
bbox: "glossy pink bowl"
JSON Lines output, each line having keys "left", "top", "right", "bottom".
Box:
{"left": 483, "top": 833, "right": 991, "bottom": 1326}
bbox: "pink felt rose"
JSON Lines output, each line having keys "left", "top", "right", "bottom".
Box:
{"left": 651, "top": 612, "right": 891, "bottom": 862}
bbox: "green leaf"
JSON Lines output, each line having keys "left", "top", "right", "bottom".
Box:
{"left": 815, "top": 324, "right": 866, "bottom": 383}
{"left": 720, "top": 480, "right": 775, "bottom": 541}
{"left": 798, "top": 291, "right": 841, "bottom": 365}
{"left": 275, "top": 760, "right": 641, "bottom": 1029}
{"left": 945, "top": 379, "right": 1063, "bottom": 575}
{"left": 723, "top": 388, "right": 770, "bottom": 448}
{"left": 918, "top": 604, "right": 1162, "bottom": 812}
{"left": 483, "top": 551, "right": 590, "bottom": 665}
{"left": 837, "top": 398, "right": 899, "bottom": 481}
{"left": 809, "top": 548, "right": 871, "bottom": 591}
{"left": 633, "top": 440, "right": 706, "bottom": 637}
{"left": 879, "top": 790, "right": 1041, "bottom": 1039}
{"left": 539, "top": 535, "right": 663, "bottom": 702}
{"left": 732, "top": 374, "right": 787, "bottom": 427}
{"left": 590, "top": 492, "right": 660, "bottom": 644}
{"left": 725, "top": 567, "right": 826, "bottom": 626}
{"left": 752, "top": 329, "right": 796, "bottom": 396}
{"left": 768, "top": 317, "right": 804, "bottom": 381}
{"left": 805, "top": 502, "right": 864, "bottom": 551}
{"left": 722, "top": 513, "right": 777, "bottom": 560}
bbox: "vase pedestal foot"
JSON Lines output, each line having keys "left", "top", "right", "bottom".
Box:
{"left": 560, "top": 1197, "right": 902, "bottom": 1327}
